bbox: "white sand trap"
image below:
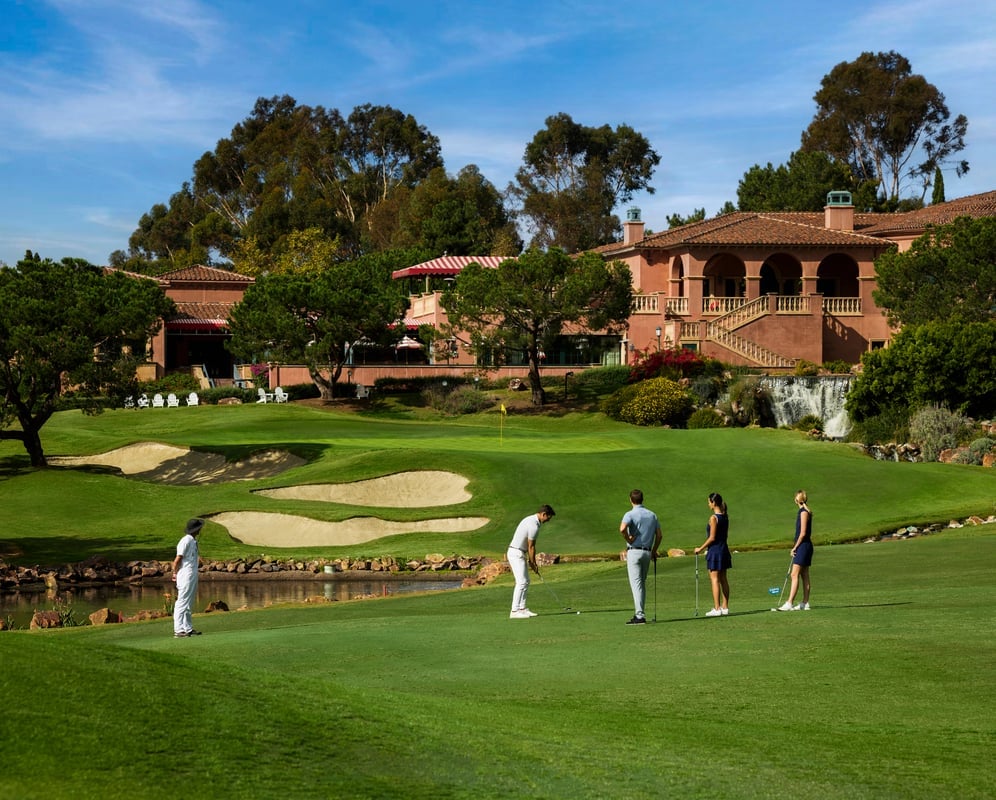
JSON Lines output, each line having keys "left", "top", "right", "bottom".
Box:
{"left": 49, "top": 442, "right": 305, "bottom": 484}
{"left": 256, "top": 470, "right": 471, "bottom": 508}
{"left": 212, "top": 511, "right": 490, "bottom": 546}
{"left": 50, "top": 442, "right": 191, "bottom": 474}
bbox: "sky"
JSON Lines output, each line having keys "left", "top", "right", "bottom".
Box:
{"left": 1, "top": 0, "right": 994, "bottom": 267}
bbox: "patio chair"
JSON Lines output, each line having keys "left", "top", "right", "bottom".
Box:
{"left": 186, "top": 392, "right": 199, "bottom": 406}
{"left": 355, "top": 384, "right": 370, "bottom": 399}
{"left": 257, "top": 387, "right": 274, "bottom": 404}
{"left": 137, "top": 394, "right": 150, "bottom": 409}
{"left": 273, "top": 387, "right": 289, "bottom": 403}
{"left": 166, "top": 393, "right": 180, "bottom": 408}
{"left": 123, "top": 396, "right": 135, "bottom": 409}
{"left": 152, "top": 393, "right": 165, "bottom": 408}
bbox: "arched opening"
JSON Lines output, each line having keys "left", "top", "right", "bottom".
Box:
{"left": 703, "top": 253, "right": 745, "bottom": 299}
{"left": 760, "top": 254, "right": 803, "bottom": 295}
{"left": 817, "top": 254, "right": 860, "bottom": 297}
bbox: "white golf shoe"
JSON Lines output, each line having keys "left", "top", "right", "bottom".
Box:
{"left": 705, "top": 608, "right": 723, "bottom": 617}
{"left": 776, "top": 602, "right": 796, "bottom": 611}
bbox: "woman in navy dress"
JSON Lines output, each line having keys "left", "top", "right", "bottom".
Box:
{"left": 694, "top": 492, "right": 732, "bottom": 617}
{"left": 782, "top": 490, "right": 813, "bottom": 611}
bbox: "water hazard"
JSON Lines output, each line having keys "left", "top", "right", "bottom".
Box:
{"left": 0, "top": 577, "right": 462, "bottom": 629}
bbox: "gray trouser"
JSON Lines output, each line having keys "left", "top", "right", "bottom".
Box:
{"left": 627, "top": 549, "right": 651, "bottom": 618}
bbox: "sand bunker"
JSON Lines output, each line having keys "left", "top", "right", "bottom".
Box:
{"left": 256, "top": 471, "right": 471, "bottom": 508}
{"left": 49, "top": 442, "right": 305, "bottom": 485}
{"left": 49, "top": 443, "right": 488, "bottom": 545}
{"left": 212, "top": 511, "right": 489, "bottom": 546}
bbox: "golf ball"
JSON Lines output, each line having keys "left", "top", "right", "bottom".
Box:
{"left": 576, "top": 611, "right": 581, "bottom": 615}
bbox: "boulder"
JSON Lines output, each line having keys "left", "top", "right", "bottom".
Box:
{"left": 204, "top": 600, "right": 229, "bottom": 612}
{"left": 89, "top": 608, "right": 123, "bottom": 625}
{"left": 30, "top": 610, "right": 62, "bottom": 629}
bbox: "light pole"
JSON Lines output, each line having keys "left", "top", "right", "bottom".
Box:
{"left": 564, "top": 371, "right": 574, "bottom": 402}
{"left": 655, "top": 326, "right": 662, "bottom": 351}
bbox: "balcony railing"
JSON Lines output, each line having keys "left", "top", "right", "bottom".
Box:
{"left": 823, "top": 297, "right": 862, "bottom": 315}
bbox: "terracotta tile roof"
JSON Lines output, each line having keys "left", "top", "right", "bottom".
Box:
{"left": 621, "top": 212, "right": 890, "bottom": 251}
{"left": 392, "top": 255, "right": 509, "bottom": 279}
{"left": 159, "top": 264, "right": 254, "bottom": 283}
{"left": 167, "top": 302, "right": 237, "bottom": 328}
{"left": 861, "top": 191, "right": 996, "bottom": 234}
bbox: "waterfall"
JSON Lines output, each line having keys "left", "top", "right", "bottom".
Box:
{"left": 759, "top": 376, "right": 853, "bottom": 439}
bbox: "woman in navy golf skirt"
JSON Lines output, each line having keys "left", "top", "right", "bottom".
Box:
{"left": 783, "top": 490, "right": 813, "bottom": 610}
{"left": 694, "top": 492, "right": 732, "bottom": 617}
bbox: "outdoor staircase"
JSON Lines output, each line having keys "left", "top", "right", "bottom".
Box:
{"left": 705, "top": 297, "right": 796, "bottom": 368}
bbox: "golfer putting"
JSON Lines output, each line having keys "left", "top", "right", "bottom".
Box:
{"left": 506, "top": 504, "right": 556, "bottom": 619}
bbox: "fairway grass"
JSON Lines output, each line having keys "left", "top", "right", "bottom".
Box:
{"left": 1, "top": 404, "right": 994, "bottom": 564}
{"left": 2, "top": 404, "right": 995, "bottom": 798}
{"left": 1, "top": 529, "right": 994, "bottom": 799}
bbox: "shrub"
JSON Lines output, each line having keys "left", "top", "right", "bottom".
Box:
{"left": 570, "top": 366, "right": 632, "bottom": 400}
{"left": 845, "top": 409, "right": 911, "bottom": 447}
{"left": 630, "top": 348, "right": 712, "bottom": 382}
{"left": 688, "top": 375, "right": 725, "bottom": 406}
{"left": 721, "top": 377, "right": 776, "bottom": 427}
{"left": 794, "top": 414, "right": 824, "bottom": 433}
{"left": 821, "top": 359, "right": 852, "bottom": 375}
{"left": 200, "top": 386, "right": 257, "bottom": 405}
{"left": 687, "top": 406, "right": 727, "bottom": 429}
{"left": 422, "top": 384, "right": 495, "bottom": 415}
{"left": 603, "top": 377, "right": 693, "bottom": 427}
{"left": 956, "top": 437, "right": 996, "bottom": 465}
{"left": 909, "top": 405, "right": 972, "bottom": 462}
{"left": 793, "top": 359, "right": 819, "bottom": 377}
{"left": 140, "top": 373, "right": 201, "bottom": 394}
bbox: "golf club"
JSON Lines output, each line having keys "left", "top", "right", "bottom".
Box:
{"left": 652, "top": 556, "right": 657, "bottom": 623}
{"left": 694, "top": 551, "right": 700, "bottom": 617}
{"left": 769, "top": 552, "right": 795, "bottom": 611}
{"left": 536, "top": 571, "right": 577, "bottom": 613}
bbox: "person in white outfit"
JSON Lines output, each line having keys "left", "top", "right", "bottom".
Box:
{"left": 172, "top": 518, "right": 204, "bottom": 637}
{"left": 507, "top": 504, "right": 556, "bottom": 618}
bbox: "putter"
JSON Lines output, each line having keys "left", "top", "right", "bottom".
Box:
{"left": 770, "top": 553, "right": 795, "bottom": 611}
{"left": 694, "top": 551, "right": 700, "bottom": 617}
{"left": 652, "top": 556, "right": 657, "bottom": 623}
{"left": 537, "top": 571, "right": 577, "bottom": 613}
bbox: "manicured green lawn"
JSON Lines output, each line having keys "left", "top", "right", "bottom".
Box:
{"left": 1, "top": 529, "right": 994, "bottom": 799}
{"left": 1, "top": 403, "right": 993, "bottom": 564}
{"left": 1, "top": 403, "right": 994, "bottom": 798}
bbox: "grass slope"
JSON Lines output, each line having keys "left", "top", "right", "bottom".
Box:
{"left": 1, "top": 404, "right": 993, "bottom": 565}
{"left": 1, "top": 530, "right": 994, "bottom": 799}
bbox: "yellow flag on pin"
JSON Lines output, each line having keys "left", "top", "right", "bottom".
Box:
{"left": 500, "top": 404, "right": 507, "bottom": 415}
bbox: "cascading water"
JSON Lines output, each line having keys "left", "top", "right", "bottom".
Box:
{"left": 759, "top": 375, "right": 853, "bottom": 439}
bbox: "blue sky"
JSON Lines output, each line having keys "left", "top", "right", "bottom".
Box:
{"left": 1, "top": 0, "right": 994, "bottom": 267}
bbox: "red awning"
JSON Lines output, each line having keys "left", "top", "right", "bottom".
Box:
{"left": 391, "top": 255, "right": 507, "bottom": 279}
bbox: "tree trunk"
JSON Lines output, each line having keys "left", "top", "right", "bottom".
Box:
{"left": 20, "top": 425, "right": 47, "bottom": 468}
{"left": 527, "top": 362, "right": 546, "bottom": 406}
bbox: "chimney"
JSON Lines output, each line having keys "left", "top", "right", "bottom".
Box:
{"left": 824, "top": 191, "right": 854, "bottom": 232}
{"left": 623, "top": 206, "right": 645, "bottom": 244}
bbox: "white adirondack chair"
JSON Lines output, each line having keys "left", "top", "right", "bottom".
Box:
{"left": 257, "top": 387, "right": 274, "bottom": 404}
{"left": 273, "top": 387, "right": 289, "bottom": 403}
{"left": 123, "top": 396, "right": 135, "bottom": 409}
{"left": 137, "top": 394, "right": 150, "bottom": 409}
{"left": 186, "top": 392, "right": 199, "bottom": 406}
{"left": 166, "top": 393, "right": 180, "bottom": 408}
{"left": 152, "top": 393, "right": 165, "bottom": 408}
{"left": 355, "top": 384, "right": 371, "bottom": 399}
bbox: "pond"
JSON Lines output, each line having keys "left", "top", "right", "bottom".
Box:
{"left": 0, "top": 577, "right": 463, "bottom": 629}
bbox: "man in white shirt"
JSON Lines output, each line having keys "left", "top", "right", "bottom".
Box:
{"left": 507, "top": 504, "right": 556, "bottom": 619}
{"left": 171, "top": 518, "right": 204, "bottom": 638}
